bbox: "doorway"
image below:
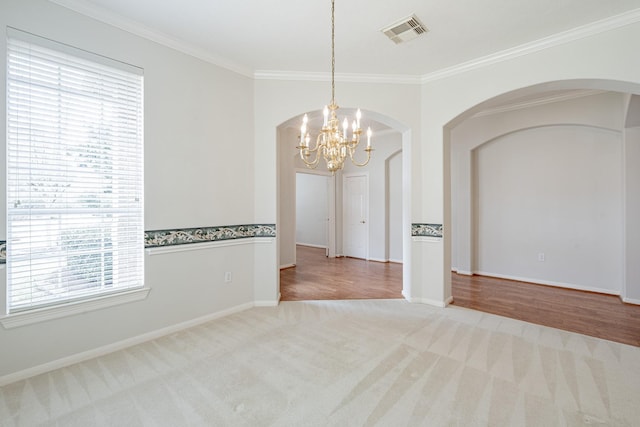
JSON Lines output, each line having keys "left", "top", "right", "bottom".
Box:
{"left": 342, "top": 173, "right": 368, "bottom": 259}
{"left": 276, "top": 110, "right": 411, "bottom": 301}
{"left": 296, "top": 172, "right": 331, "bottom": 256}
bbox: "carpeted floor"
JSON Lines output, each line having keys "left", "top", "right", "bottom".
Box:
{"left": 1, "top": 299, "right": 639, "bottom": 426}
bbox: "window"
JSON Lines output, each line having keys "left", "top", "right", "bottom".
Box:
{"left": 6, "top": 29, "right": 144, "bottom": 314}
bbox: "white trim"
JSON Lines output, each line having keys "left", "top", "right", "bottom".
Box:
{"left": 389, "top": 259, "right": 403, "bottom": 264}
{"left": 368, "top": 257, "right": 389, "bottom": 263}
{"left": 455, "top": 270, "right": 473, "bottom": 276}
{"left": 473, "top": 271, "right": 620, "bottom": 296}
{"left": 472, "top": 90, "right": 605, "bottom": 118}
{"left": 254, "top": 300, "right": 280, "bottom": 307}
{"left": 146, "top": 237, "right": 274, "bottom": 256}
{"left": 0, "top": 301, "right": 254, "bottom": 386}
{"left": 253, "top": 70, "right": 421, "bottom": 85}
{"left": 279, "top": 263, "right": 295, "bottom": 270}
{"left": 421, "top": 8, "right": 640, "bottom": 83}
{"left": 412, "top": 236, "right": 442, "bottom": 243}
{"left": 404, "top": 295, "right": 453, "bottom": 308}
{"left": 295, "top": 242, "right": 327, "bottom": 249}
{"left": 622, "top": 297, "right": 640, "bottom": 306}
{"left": 48, "top": 0, "right": 253, "bottom": 77}
{"left": 294, "top": 167, "right": 334, "bottom": 177}
{"left": 0, "top": 287, "right": 151, "bottom": 329}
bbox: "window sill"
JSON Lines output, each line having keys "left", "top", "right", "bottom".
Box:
{"left": 0, "top": 287, "right": 151, "bottom": 329}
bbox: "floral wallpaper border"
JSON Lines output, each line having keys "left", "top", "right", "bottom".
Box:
{"left": 145, "top": 224, "right": 276, "bottom": 248}
{"left": 411, "top": 223, "right": 443, "bottom": 238}
{"left": 0, "top": 225, "right": 276, "bottom": 264}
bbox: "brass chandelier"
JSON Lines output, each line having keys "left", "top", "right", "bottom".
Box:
{"left": 298, "top": 0, "right": 373, "bottom": 173}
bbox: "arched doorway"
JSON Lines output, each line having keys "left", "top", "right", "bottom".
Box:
{"left": 276, "top": 108, "right": 412, "bottom": 300}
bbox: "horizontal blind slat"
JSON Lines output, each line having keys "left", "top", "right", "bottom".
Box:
{"left": 7, "top": 31, "right": 145, "bottom": 313}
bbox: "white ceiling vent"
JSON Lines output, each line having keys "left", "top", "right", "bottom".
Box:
{"left": 381, "top": 14, "right": 428, "bottom": 44}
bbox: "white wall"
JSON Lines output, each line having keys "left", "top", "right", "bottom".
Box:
{"left": 473, "top": 125, "right": 622, "bottom": 292}
{"left": 624, "top": 126, "right": 640, "bottom": 303}
{"left": 0, "top": 0, "right": 257, "bottom": 381}
{"left": 296, "top": 173, "right": 328, "bottom": 248}
{"left": 388, "top": 151, "right": 403, "bottom": 263}
{"left": 278, "top": 127, "right": 298, "bottom": 268}
{"left": 451, "top": 93, "right": 626, "bottom": 294}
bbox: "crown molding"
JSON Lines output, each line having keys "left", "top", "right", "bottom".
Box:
{"left": 472, "top": 89, "right": 606, "bottom": 118}
{"left": 48, "top": 0, "right": 254, "bottom": 78}
{"left": 47, "top": 1, "right": 640, "bottom": 84}
{"left": 421, "top": 7, "right": 640, "bottom": 84}
{"left": 253, "top": 70, "right": 421, "bottom": 85}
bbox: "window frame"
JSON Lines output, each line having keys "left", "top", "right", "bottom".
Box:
{"left": 2, "top": 28, "right": 147, "bottom": 326}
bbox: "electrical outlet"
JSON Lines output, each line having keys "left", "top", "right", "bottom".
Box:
{"left": 224, "top": 272, "right": 233, "bottom": 283}
{"left": 538, "top": 253, "right": 545, "bottom": 262}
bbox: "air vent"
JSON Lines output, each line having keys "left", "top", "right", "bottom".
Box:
{"left": 381, "top": 14, "right": 428, "bottom": 44}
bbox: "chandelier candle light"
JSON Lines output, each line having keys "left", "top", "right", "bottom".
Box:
{"left": 297, "top": 0, "right": 373, "bottom": 173}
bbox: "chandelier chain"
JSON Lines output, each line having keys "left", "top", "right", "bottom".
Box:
{"left": 331, "top": 0, "right": 335, "bottom": 105}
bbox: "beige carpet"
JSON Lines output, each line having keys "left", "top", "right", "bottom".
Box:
{"left": 1, "top": 299, "right": 639, "bottom": 426}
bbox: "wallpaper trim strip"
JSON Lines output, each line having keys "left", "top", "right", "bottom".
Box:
{"left": 0, "top": 225, "right": 277, "bottom": 264}
{"left": 144, "top": 224, "right": 276, "bottom": 248}
{"left": 411, "top": 223, "right": 443, "bottom": 238}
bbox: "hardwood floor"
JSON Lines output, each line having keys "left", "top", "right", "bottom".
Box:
{"left": 452, "top": 273, "right": 640, "bottom": 347}
{"left": 280, "top": 245, "right": 402, "bottom": 300}
{"left": 280, "top": 245, "right": 640, "bottom": 346}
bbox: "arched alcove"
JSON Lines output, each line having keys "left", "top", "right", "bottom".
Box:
{"left": 444, "top": 80, "right": 640, "bottom": 303}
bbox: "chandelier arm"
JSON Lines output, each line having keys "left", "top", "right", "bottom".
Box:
{"left": 303, "top": 133, "right": 324, "bottom": 153}
{"left": 300, "top": 148, "right": 321, "bottom": 168}
{"left": 299, "top": 133, "right": 327, "bottom": 168}
{"left": 348, "top": 146, "right": 374, "bottom": 167}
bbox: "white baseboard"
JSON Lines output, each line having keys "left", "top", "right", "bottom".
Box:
{"left": 279, "top": 263, "right": 295, "bottom": 270}
{"left": 296, "top": 243, "right": 327, "bottom": 249}
{"left": 455, "top": 270, "right": 473, "bottom": 276}
{"left": 622, "top": 296, "right": 640, "bottom": 305}
{"left": 402, "top": 294, "right": 453, "bottom": 308}
{"left": 368, "top": 257, "right": 388, "bottom": 263}
{"left": 254, "top": 300, "right": 279, "bottom": 307}
{"left": 473, "top": 271, "right": 620, "bottom": 296}
{"left": 389, "top": 259, "right": 403, "bottom": 264}
{"left": 0, "top": 301, "right": 255, "bottom": 387}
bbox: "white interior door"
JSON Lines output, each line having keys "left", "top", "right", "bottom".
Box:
{"left": 343, "top": 173, "right": 368, "bottom": 259}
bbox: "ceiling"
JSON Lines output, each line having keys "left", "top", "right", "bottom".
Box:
{"left": 50, "top": 0, "right": 640, "bottom": 79}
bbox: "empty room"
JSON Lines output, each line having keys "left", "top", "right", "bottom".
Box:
{"left": 1, "top": 0, "right": 640, "bottom": 425}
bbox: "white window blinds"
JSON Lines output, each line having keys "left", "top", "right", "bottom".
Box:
{"left": 6, "top": 29, "right": 144, "bottom": 312}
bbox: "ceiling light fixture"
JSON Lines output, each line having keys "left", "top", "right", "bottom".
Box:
{"left": 298, "top": 0, "right": 373, "bottom": 173}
